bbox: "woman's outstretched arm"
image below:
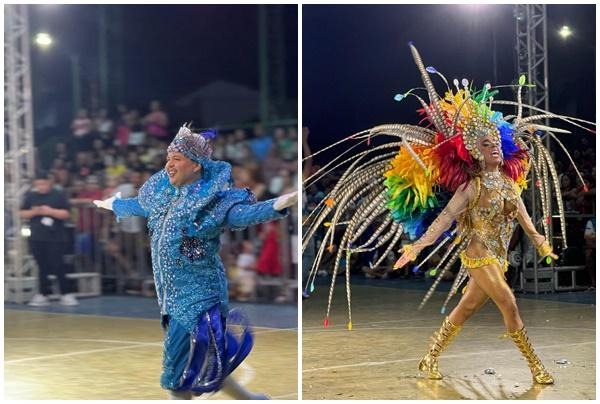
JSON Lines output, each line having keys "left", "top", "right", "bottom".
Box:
{"left": 394, "top": 180, "right": 477, "bottom": 269}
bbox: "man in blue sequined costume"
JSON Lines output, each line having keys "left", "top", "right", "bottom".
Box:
{"left": 94, "top": 124, "right": 296, "bottom": 399}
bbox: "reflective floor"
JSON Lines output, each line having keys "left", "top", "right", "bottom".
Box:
{"left": 303, "top": 283, "right": 595, "bottom": 400}
{"left": 5, "top": 297, "right": 297, "bottom": 400}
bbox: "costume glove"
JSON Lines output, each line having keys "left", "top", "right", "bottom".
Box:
{"left": 273, "top": 191, "right": 297, "bottom": 211}
{"left": 93, "top": 192, "right": 122, "bottom": 211}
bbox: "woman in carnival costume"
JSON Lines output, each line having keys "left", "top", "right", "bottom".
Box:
{"left": 94, "top": 124, "right": 297, "bottom": 399}
{"left": 302, "top": 43, "right": 594, "bottom": 385}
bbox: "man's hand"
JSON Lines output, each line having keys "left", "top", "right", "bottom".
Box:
{"left": 38, "top": 205, "right": 54, "bottom": 216}
{"left": 93, "top": 192, "right": 121, "bottom": 211}
{"left": 273, "top": 191, "right": 297, "bottom": 211}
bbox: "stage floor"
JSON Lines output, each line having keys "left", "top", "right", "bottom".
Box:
{"left": 303, "top": 284, "right": 595, "bottom": 400}
{"left": 5, "top": 298, "right": 297, "bottom": 400}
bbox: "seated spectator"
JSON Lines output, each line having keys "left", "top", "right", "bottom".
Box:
{"left": 55, "top": 142, "right": 72, "bottom": 166}
{"left": 269, "top": 168, "right": 296, "bottom": 197}
{"left": 50, "top": 158, "right": 70, "bottom": 191}
{"left": 560, "top": 174, "right": 578, "bottom": 212}
{"left": 233, "top": 166, "right": 267, "bottom": 200}
{"left": 94, "top": 108, "right": 114, "bottom": 146}
{"left": 116, "top": 120, "right": 130, "bottom": 147}
{"left": 68, "top": 176, "right": 85, "bottom": 199}
{"left": 274, "top": 126, "right": 295, "bottom": 161}
{"left": 211, "top": 135, "right": 226, "bottom": 161}
{"left": 126, "top": 150, "right": 145, "bottom": 172}
{"left": 262, "top": 144, "right": 286, "bottom": 184}
{"left": 146, "top": 153, "right": 166, "bottom": 172}
{"left": 225, "top": 129, "right": 252, "bottom": 164}
{"left": 102, "top": 176, "right": 120, "bottom": 199}
{"left": 142, "top": 100, "right": 169, "bottom": 138}
{"left": 74, "top": 151, "right": 94, "bottom": 179}
{"left": 127, "top": 109, "right": 146, "bottom": 146}
{"left": 71, "top": 108, "right": 93, "bottom": 151}
{"left": 102, "top": 146, "right": 118, "bottom": 168}
{"left": 236, "top": 240, "right": 258, "bottom": 301}
{"left": 139, "top": 138, "right": 164, "bottom": 168}
{"left": 91, "top": 138, "right": 104, "bottom": 154}
{"left": 105, "top": 155, "right": 128, "bottom": 179}
{"left": 249, "top": 124, "right": 272, "bottom": 162}
{"left": 281, "top": 169, "right": 296, "bottom": 194}
{"left": 224, "top": 132, "right": 237, "bottom": 162}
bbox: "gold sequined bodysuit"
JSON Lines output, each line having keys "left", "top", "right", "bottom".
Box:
{"left": 404, "top": 170, "right": 552, "bottom": 272}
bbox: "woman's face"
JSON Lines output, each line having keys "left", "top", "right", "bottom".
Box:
{"left": 477, "top": 135, "right": 502, "bottom": 166}
{"left": 561, "top": 175, "right": 571, "bottom": 188}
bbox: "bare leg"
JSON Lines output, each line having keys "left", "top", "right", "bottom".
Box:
{"left": 447, "top": 278, "right": 489, "bottom": 326}
{"left": 467, "top": 263, "right": 523, "bottom": 332}
{"left": 468, "top": 263, "right": 553, "bottom": 384}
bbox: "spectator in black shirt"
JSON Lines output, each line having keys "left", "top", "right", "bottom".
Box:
{"left": 19, "top": 171, "right": 78, "bottom": 306}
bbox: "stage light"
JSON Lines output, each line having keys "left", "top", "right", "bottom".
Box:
{"left": 34, "top": 32, "right": 53, "bottom": 49}
{"left": 558, "top": 26, "right": 573, "bottom": 39}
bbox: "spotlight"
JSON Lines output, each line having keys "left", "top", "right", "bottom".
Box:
{"left": 34, "top": 32, "right": 53, "bottom": 49}
{"left": 558, "top": 26, "right": 573, "bottom": 39}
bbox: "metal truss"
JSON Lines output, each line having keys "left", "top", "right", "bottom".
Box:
{"left": 514, "top": 4, "right": 555, "bottom": 294}
{"left": 5, "top": 4, "right": 36, "bottom": 303}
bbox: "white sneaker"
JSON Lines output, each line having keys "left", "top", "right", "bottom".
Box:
{"left": 59, "top": 294, "right": 79, "bottom": 306}
{"left": 28, "top": 294, "right": 50, "bottom": 307}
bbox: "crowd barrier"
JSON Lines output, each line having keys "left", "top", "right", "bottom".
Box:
{"left": 6, "top": 201, "right": 297, "bottom": 304}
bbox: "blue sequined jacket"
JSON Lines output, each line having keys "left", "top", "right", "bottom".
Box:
{"left": 112, "top": 160, "right": 288, "bottom": 332}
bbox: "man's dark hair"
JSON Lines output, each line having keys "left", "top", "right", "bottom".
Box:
{"left": 34, "top": 170, "right": 49, "bottom": 180}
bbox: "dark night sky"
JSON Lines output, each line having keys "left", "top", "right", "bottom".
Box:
{"left": 29, "top": 4, "right": 297, "bottom": 132}
{"left": 303, "top": 4, "right": 595, "bottom": 163}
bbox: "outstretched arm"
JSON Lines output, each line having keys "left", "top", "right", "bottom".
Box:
{"left": 393, "top": 181, "right": 476, "bottom": 270}
{"left": 516, "top": 198, "right": 558, "bottom": 259}
{"left": 225, "top": 192, "right": 296, "bottom": 229}
{"left": 93, "top": 193, "right": 148, "bottom": 221}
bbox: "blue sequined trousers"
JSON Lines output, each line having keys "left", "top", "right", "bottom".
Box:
{"left": 112, "top": 160, "right": 288, "bottom": 392}
{"left": 160, "top": 305, "right": 253, "bottom": 392}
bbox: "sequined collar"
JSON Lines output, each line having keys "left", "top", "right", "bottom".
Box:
{"left": 138, "top": 160, "right": 233, "bottom": 215}
{"left": 175, "top": 176, "right": 204, "bottom": 198}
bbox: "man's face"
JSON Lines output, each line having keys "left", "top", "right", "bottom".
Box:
{"left": 33, "top": 179, "right": 51, "bottom": 194}
{"left": 165, "top": 151, "right": 201, "bottom": 187}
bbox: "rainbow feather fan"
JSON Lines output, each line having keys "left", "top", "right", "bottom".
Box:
{"left": 384, "top": 145, "right": 439, "bottom": 224}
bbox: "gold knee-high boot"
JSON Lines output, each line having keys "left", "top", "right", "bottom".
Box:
{"left": 505, "top": 326, "right": 554, "bottom": 384}
{"left": 419, "top": 316, "right": 462, "bottom": 380}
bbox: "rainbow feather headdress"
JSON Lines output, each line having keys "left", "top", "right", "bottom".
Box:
{"left": 302, "top": 43, "right": 595, "bottom": 330}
